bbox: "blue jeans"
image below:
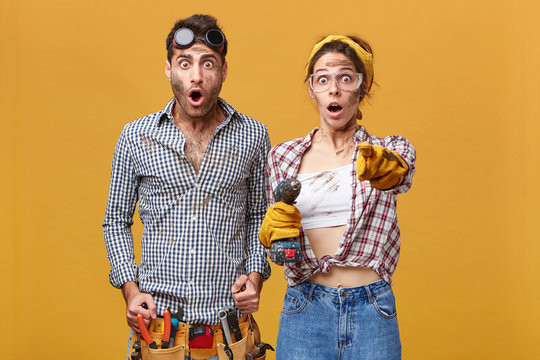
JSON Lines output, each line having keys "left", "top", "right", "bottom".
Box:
{"left": 276, "top": 280, "right": 401, "bottom": 360}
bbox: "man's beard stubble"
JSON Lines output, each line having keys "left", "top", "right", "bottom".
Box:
{"left": 171, "top": 76, "right": 223, "bottom": 120}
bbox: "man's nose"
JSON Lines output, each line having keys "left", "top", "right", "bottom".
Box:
{"left": 190, "top": 64, "right": 203, "bottom": 83}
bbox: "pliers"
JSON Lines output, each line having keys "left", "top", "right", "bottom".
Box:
{"left": 137, "top": 313, "right": 158, "bottom": 349}
{"left": 161, "top": 306, "right": 184, "bottom": 349}
{"left": 137, "top": 306, "right": 183, "bottom": 349}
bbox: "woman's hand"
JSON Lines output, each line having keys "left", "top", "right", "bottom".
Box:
{"left": 356, "top": 142, "right": 408, "bottom": 190}
{"left": 258, "top": 202, "right": 302, "bottom": 248}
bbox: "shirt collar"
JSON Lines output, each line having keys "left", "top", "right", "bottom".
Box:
{"left": 157, "top": 97, "right": 237, "bottom": 127}
{"left": 301, "top": 125, "right": 370, "bottom": 147}
{"left": 157, "top": 98, "right": 175, "bottom": 126}
{"left": 352, "top": 125, "right": 370, "bottom": 143}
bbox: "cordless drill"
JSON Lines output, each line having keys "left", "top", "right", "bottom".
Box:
{"left": 269, "top": 178, "right": 303, "bottom": 263}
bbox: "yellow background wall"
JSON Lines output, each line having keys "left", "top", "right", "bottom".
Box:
{"left": 1, "top": 0, "right": 539, "bottom": 358}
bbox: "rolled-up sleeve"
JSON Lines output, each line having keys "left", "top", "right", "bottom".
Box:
{"left": 244, "top": 129, "right": 271, "bottom": 280}
{"left": 384, "top": 135, "right": 416, "bottom": 194}
{"left": 103, "top": 127, "right": 140, "bottom": 288}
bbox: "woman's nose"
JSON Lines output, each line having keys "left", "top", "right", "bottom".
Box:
{"left": 328, "top": 78, "right": 340, "bottom": 94}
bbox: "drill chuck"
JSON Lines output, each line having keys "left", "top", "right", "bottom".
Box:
{"left": 274, "top": 178, "right": 301, "bottom": 204}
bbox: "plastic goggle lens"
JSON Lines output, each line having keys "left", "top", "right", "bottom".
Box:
{"left": 205, "top": 29, "right": 225, "bottom": 48}
{"left": 172, "top": 28, "right": 225, "bottom": 52}
{"left": 309, "top": 72, "right": 363, "bottom": 92}
{"left": 174, "top": 28, "right": 195, "bottom": 46}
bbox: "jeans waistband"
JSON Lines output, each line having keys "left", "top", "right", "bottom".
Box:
{"left": 290, "top": 279, "right": 391, "bottom": 302}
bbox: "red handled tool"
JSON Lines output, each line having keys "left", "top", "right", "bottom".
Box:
{"left": 137, "top": 313, "right": 157, "bottom": 349}
{"left": 162, "top": 306, "right": 183, "bottom": 349}
{"left": 161, "top": 309, "right": 172, "bottom": 346}
{"left": 234, "top": 284, "right": 246, "bottom": 294}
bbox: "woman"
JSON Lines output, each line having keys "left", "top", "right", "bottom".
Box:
{"left": 259, "top": 35, "right": 416, "bottom": 359}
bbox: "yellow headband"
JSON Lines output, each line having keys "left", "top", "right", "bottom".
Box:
{"left": 305, "top": 35, "right": 373, "bottom": 90}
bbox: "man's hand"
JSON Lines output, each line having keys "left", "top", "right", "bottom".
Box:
{"left": 231, "top": 272, "right": 263, "bottom": 314}
{"left": 258, "top": 202, "right": 302, "bottom": 248}
{"left": 121, "top": 281, "right": 157, "bottom": 332}
{"left": 356, "top": 142, "right": 409, "bottom": 190}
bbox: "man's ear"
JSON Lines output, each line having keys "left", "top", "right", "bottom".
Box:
{"left": 221, "top": 61, "right": 228, "bottom": 83}
{"left": 165, "top": 60, "right": 172, "bottom": 82}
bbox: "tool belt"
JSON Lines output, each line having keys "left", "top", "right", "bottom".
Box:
{"left": 132, "top": 315, "right": 266, "bottom": 360}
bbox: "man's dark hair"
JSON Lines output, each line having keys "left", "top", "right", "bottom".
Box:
{"left": 166, "top": 14, "right": 228, "bottom": 63}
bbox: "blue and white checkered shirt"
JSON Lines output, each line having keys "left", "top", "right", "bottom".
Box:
{"left": 103, "top": 98, "right": 271, "bottom": 324}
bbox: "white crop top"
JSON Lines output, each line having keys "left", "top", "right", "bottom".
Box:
{"left": 295, "top": 165, "right": 352, "bottom": 230}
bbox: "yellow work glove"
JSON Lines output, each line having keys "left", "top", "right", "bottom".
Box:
{"left": 356, "top": 142, "right": 409, "bottom": 190}
{"left": 258, "top": 202, "right": 302, "bottom": 248}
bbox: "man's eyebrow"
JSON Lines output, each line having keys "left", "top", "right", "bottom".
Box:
{"left": 176, "top": 53, "right": 193, "bottom": 60}
{"left": 200, "top": 53, "right": 218, "bottom": 61}
{"left": 174, "top": 53, "right": 218, "bottom": 62}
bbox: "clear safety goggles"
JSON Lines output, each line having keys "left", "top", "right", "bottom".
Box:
{"left": 171, "top": 28, "right": 226, "bottom": 52}
{"left": 309, "top": 71, "right": 363, "bottom": 93}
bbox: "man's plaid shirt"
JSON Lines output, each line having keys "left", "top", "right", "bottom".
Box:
{"left": 103, "top": 98, "right": 270, "bottom": 324}
{"left": 265, "top": 126, "right": 416, "bottom": 286}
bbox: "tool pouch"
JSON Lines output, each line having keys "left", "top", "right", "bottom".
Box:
{"left": 216, "top": 316, "right": 264, "bottom": 360}
{"left": 133, "top": 315, "right": 266, "bottom": 360}
{"left": 145, "top": 345, "right": 186, "bottom": 360}
{"left": 135, "top": 322, "right": 187, "bottom": 360}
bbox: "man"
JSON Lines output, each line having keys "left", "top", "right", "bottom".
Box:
{"left": 103, "top": 14, "right": 270, "bottom": 359}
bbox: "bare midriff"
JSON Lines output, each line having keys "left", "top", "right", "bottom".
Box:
{"left": 306, "top": 225, "right": 381, "bottom": 288}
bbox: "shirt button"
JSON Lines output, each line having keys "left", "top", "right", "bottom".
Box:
{"left": 188, "top": 280, "right": 194, "bottom": 285}
{"left": 194, "top": 183, "right": 200, "bottom": 189}
{"left": 192, "top": 215, "right": 197, "bottom": 221}
{"left": 190, "top": 248, "right": 195, "bottom": 254}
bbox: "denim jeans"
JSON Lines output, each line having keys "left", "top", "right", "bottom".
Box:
{"left": 276, "top": 280, "right": 401, "bottom": 360}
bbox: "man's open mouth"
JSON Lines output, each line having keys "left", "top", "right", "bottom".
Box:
{"left": 189, "top": 90, "right": 203, "bottom": 103}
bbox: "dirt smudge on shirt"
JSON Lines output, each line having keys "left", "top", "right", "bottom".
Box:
{"left": 220, "top": 145, "right": 239, "bottom": 163}
{"left": 194, "top": 195, "right": 213, "bottom": 209}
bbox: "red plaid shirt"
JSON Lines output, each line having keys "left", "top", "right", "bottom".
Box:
{"left": 265, "top": 126, "right": 416, "bottom": 285}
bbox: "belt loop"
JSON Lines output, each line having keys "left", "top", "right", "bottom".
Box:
{"left": 364, "top": 284, "right": 374, "bottom": 304}
{"left": 307, "top": 282, "right": 317, "bottom": 301}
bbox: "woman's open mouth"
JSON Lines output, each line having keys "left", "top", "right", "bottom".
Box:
{"left": 328, "top": 104, "right": 342, "bottom": 113}
{"left": 327, "top": 103, "right": 344, "bottom": 117}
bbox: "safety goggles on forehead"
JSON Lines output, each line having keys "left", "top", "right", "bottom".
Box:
{"left": 309, "top": 71, "right": 363, "bottom": 93}
{"left": 171, "top": 28, "right": 226, "bottom": 52}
